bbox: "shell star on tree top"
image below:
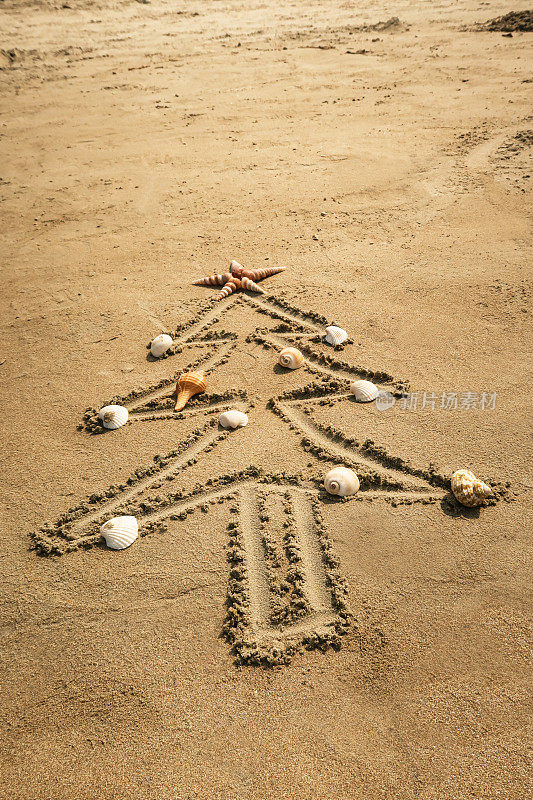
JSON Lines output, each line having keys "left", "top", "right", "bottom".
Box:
{"left": 193, "top": 259, "right": 286, "bottom": 300}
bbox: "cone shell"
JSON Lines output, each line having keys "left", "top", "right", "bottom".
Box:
{"left": 98, "top": 404, "right": 129, "bottom": 430}
{"left": 279, "top": 347, "right": 304, "bottom": 369}
{"left": 193, "top": 273, "right": 231, "bottom": 286}
{"left": 101, "top": 515, "right": 138, "bottom": 550}
{"left": 451, "top": 469, "right": 493, "bottom": 507}
{"left": 350, "top": 379, "right": 379, "bottom": 403}
{"left": 219, "top": 410, "right": 248, "bottom": 429}
{"left": 241, "top": 276, "right": 265, "bottom": 294}
{"left": 244, "top": 266, "right": 286, "bottom": 280}
{"left": 324, "top": 467, "right": 360, "bottom": 497}
{"left": 325, "top": 325, "right": 348, "bottom": 346}
{"left": 230, "top": 260, "right": 244, "bottom": 278}
{"left": 216, "top": 277, "right": 241, "bottom": 300}
{"left": 150, "top": 333, "right": 173, "bottom": 357}
{"left": 175, "top": 369, "right": 207, "bottom": 411}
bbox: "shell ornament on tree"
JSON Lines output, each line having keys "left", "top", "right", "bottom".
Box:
{"left": 325, "top": 326, "right": 348, "bottom": 346}
{"left": 219, "top": 410, "right": 248, "bottom": 429}
{"left": 324, "top": 467, "right": 360, "bottom": 497}
{"left": 350, "top": 380, "right": 379, "bottom": 403}
{"left": 278, "top": 347, "right": 304, "bottom": 369}
{"left": 101, "top": 516, "right": 139, "bottom": 550}
{"left": 175, "top": 369, "right": 207, "bottom": 411}
{"left": 150, "top": 333, "right": 173, "bottom": 358}
{"left": 98, "top": 404, "right": 129, "bottom": 430}
{"left": 451, "top": 469, "right": 493, "bottom": 507}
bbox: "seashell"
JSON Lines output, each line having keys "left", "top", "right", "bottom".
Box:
{"left": 193, "top": 273, "right": 231, "bottom": 286}
{"left": 241, "top": 276, "right": 265, "bottom": 294}
{"left": 101, "top": 515, "right": 138, "bottom": 550}
{"left": 175, "top": 369, "right": 207, "bottom": 411}
{"left": 324, "top": 467, "right": 360, "bottom": 496}
{"left": 150, "top": 333, "right": 173, "bottom": 357}
{"left": 325, "top": 325, "right": 348, "bottom": 346}
{"left": 350, "top": 379, "right": 379, "bottom": 403}
{"left": 219, "top": 410, "right": 248, "bottom": 429}
{"left": 278, "top": 347, "right": 304, "bottom": 369}
{"left": 216, "top": 277, "right": 241, "bottom": 300}
{"left": 243, "top": 266, "right": 286, "bottom": 281}
{"left": 451, "top": 469, "right": 493, "bottom": 507}
{"left": 230, "top": 260, "right": 245, "bottom": 278}
{"left": 98, "top": 404, "right": 129, "bottom": 430}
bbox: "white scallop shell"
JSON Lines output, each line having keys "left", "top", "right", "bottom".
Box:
{"left": 219, "top": 410, "right": 248, "bottom": 429}
{"left": 101, "top": 516, "right": 138, "bottom": 550}
{"left": 278, "top": 347, "right": 304, "bottom": 369}
{"left": 451, "top": 469, "right": 493, "bottom": 507}
{"left": 324, "top": 467, "right": 360, "bottom": 496}
{"left": 98, "top": 404, "right": 129, "bottom": 430}
{"left": 150, "top": 333, "right": 173, "bottom": 357}
{"left": 325, "top": 325, "right": 348, "bottom": 346}
{"left": 350, "top": 380, "right": 379, "bottom": 403}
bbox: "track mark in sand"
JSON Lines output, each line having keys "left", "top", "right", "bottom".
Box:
{"left": 245, "top": 294, "right": 322, "bottom": 333}
{"left": 280, "top": 401, "right": 440, "bottom": 494}
{"left": 291, "top": 491, "right": 332, "bottom": 612}
{"left": 128, "top": 398, "right": 248, "bottom": 423}
{"left": 238, "top": 486, "right": 274, "bottom": 627}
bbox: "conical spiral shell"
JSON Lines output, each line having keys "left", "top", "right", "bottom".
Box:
{"left": 324, "top": 467, "right": 360, "bottom": 496}
{"left": 244, "top": 266, "right": 286, "bottom": 281}
{"left": 451, "top": 469, "right": 493, "bottom": 507}
{"left": 150, "top": 333, "right": 173, "bottom": 357}
{"left": 230, "top": 260, "right": 245, "bottom": 278}
{"left": 101, "top": 516, "right": 138, "bottom": 550}
{"left": 278, "top": 347, "right": 304, "bottom": 369}
{"left": 193, "top": 273, "right": 231, "bottom": 286}
{"left": 219, "top": 410, "right": 248, "bottom": 429}
{"left": 175, "top": 370, "right": 207, "bottom": 411}
{"left": 241, "top": 276, "right": 265, "bottom": 294}
{"left": 350, "top": 379, "right": 379, "bottom": 403}
{"left": 216, "top": 277, "right": 241, "bottom": 300}
{"left": 325, "top": 325, "right": 348, "bottom": 346}
{"left": 98, "top": 404, "right": 129, "bottom": 430}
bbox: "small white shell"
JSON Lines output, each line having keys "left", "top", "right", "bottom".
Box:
{"left": 350, "top": 380, "right": 379, "bottom": 403}
{"left": 325, "top": 326, "right": 348, "bottom": 346}
{"left": 98, "top": 404, "right": 129, "bottom": 430}
{"left": 150, "top": 333, "right": 173, "bottom": 357}
{"left": 219, "top": 410, "right": 248, "bottom": 429}
{"left": 101, "top": 516, "right": 138, "bottom": 550}
{"left": 324, "top": 467, "right": 360, "bottom": 496}
{"left": 279, "top": 347, "right": 304, "bottom": 369}
{"left": 451, "top": 469, "right": 493, "bottom": 507}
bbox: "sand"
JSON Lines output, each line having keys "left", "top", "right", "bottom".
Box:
{"left": 0, "top": 0, "right": 531, "bottom": 797}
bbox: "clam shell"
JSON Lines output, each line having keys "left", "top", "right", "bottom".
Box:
{"left": 150, "top": 333, "right": 173, "bottom": 357}
{"left": 451, "top": 469, "right": 493, "bottom": 507}
{"left": 350, "top": 380, "right": 379, "bottom": 403}
{"left": 325, "top": 326, "right": 348, "bottom": 346}
{"left": 324, "top": 467, "right": 360, "bottom": 496}
{"left": 219, "top": 410, "right": 248, "bottom": 429}
{"left": 101, "top": 515, "right": 138, "bottom": 550}
{"left": 279, "top": 347, "right": 304, "bottom": 369}
{"left": 98, "top": 404, "right": 129, "bottom": 430}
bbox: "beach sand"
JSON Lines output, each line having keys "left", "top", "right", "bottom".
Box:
{"left": 0, "top": 1, "right": 531, "bottom": 797}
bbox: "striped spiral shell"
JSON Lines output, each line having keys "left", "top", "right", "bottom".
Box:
{"left": 98, "top": 404, "right": 129, "bottom": 430}
{"left": 193, "top": 273, "right": 231, "bottom": 286}
{"left": 175, "top": 369, "right": 207, "bottom": 411}
{"left": 244, "top": 266, "right": 286, "bottom": 281}
{"left": 241, "top": 276, "right": 265, "bottom": 294}
{"left": 219, "top": 410, "right": 248, "bottom": 429}
{"left": 350, "top": 380, "right": 379, "bottom": 403}
{"left": 325, "top": 326, "right": 348, "bottom": 346}
{"left": 278, "top": 347, "right": 304, "bottom": 369}
{"left": 150, "top": 333, "right": 173, "bottom": 357}
{"left": 101, "top": 516, "right": 139, "bottom": 550}
{"left": 216, "top": 277, "right": 241, "bottom": 300}
{"left": 324, "top": 467, "right": 360, "bottom": 497}
{"left": 451, "top": 469, "right": 493, "bottom": 507}
{"left": 230, "top": 260, "right": 245, "bottom": 278}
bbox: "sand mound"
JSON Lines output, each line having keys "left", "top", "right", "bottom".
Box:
{"left": 478, "top": 10, "right": 533, "bottom": 31}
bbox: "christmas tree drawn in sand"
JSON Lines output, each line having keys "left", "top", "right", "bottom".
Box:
{"left": 32, "top": 292, "right": 450, "bottom": 666}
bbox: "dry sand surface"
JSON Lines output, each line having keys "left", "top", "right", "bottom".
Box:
{"left": 1, "top": 0, "right": 532, "bottom": 798}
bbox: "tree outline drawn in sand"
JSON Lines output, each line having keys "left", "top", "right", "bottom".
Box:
{"left": 32, "top": 292, "right": 449, "bottom": 665}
